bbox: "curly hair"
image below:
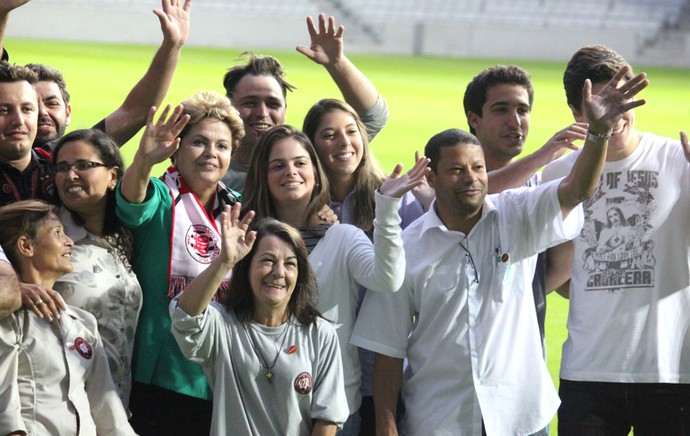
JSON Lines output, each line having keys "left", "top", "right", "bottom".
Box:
{"left": 178, "top": 91, "right": 245, "bottom": 155}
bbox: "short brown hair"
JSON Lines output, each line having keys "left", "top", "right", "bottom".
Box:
{"left": 223, "top": 52, "right": 296, "bottom": 103}
{"left": 0, "top": 62, "right": 38, "bottom": 85}
{"left": 563, "top": 45, "right": 633, "bottom": 110}
{"left": 463, "top": 65, "right": 534, "bottom": 135}
{"left": 26, "top": 63, "right": 70, "bottom": 105}
{"left": 178, "top": 91, "right": 245, "bottom": 155}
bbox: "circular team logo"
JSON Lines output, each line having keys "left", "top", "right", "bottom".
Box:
{"left": 293, "top": 372, "right": 312, "bottom": 395}
{"left": 185, "top": 225, "right": 220, "bottom": 264}
{"left": 74, "top": 337, "right": 93, "bottom": 360}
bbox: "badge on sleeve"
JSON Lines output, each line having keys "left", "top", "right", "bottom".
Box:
{"left": 293, "top": 372, "right": 312, "bottom": 395}
{"left": 74, "top": 337, "right": 93, "bottom": 360}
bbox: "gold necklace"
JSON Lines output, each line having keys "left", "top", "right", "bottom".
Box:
{"left": 244, "top": 321, "right": 290, "bottom": 383}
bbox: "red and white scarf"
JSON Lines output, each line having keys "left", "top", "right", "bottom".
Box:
{"left": 164, "top": 166, "right": 235, "bottom": 300}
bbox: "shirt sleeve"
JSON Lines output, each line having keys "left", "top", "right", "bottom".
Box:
{"left": 346, "top": 191, "right": 405, "bottom": 293}
{"left": 115, "top": 177, "right": 171, "bottom": 229}
{"left": 357, "top": 95, "right": 389, "bottom": 142}
{"left": 0, "top": 317, "right": 26, "bottom": 435}
{"left": 169, "top": 296, "right": 223, "bottom": 366}
{"left": 92, "top": 119, "right": 107, "bottom": 133}
{"left": 310, "top": 320, "right": 349, "bottom": 427}
{"left": 541, "top": 151, "right": 577, "bottom": 183}
{"left": 499, "top": 180, "right": 583, "bottom": 261}
{"left": 350, "top": 274, "right": 414, "bottom": 359}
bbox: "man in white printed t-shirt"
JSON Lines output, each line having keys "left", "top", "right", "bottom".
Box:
{"left": 542, "top": 44, "right": 690, "bottom": 435}
{"left": 351, "top": 65, "right": 647, "bottom": 436}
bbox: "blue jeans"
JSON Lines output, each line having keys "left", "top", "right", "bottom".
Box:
{"left": 558, "top": 379, "right": 690, "bottom": 436}
{"left": 336, "top": 411, "right": 361, "bottom": 436}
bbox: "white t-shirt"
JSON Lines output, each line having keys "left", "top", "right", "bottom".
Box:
{"left": 542, "top": 132, "right": 690, "bottom": 383}
{"left": 310, "top": 191, "right": 405, "bottom": 413}
{"left": 352, "top": 181, "right": 582, "bottom": 435}
{"left": 0, "top": 244, "right": 8, "bottom": 264}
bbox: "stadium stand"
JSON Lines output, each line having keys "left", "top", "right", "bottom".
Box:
{"left": 7, "top": 0, "right": 690, "bottom": 66}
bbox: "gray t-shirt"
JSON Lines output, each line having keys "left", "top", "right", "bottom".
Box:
{"left": 171, "top": 301, "right": 349, "bottom": 435}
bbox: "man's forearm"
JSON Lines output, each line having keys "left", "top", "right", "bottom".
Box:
{"left": 373, "top": 353, "right": 403, "bottom": 436}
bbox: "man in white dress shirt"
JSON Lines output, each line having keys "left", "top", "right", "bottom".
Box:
{"left": 351, "top": 66, "right": 648, "bottom": 435}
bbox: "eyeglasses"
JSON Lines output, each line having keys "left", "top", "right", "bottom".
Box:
{"left": 55, "top": 160, "right": 110, "bottom": 173}
{"left": 459, "top": 239, "right": 479, "bottom": 284}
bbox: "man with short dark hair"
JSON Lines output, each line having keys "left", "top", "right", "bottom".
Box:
{"left": 221, "top": 14, "right": 389, "bottom": 194}
{"left": 543, "top": 44, "right": 690, "bottom": 435}
{"left": 0, "top": 63, "right": 53, "bottom": 206}
{"left": 25, "top": 63, "right": 71, "bottom": 148}
{"left": 352, "top": 66, "right": 647, "bottom": 435}
{"left": 463, "top": 65, "right": 588, "bottom": 345}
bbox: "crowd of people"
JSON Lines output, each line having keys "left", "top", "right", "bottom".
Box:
{"left": 0, "top": 0, "right": 689, "bottom": 435}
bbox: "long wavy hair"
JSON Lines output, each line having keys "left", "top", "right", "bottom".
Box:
{"left": 53, "top": 129, "right": 134, "bottom": 260}
{"left": 302, "top": 99, "right": 385, "bottom": 234}
{"left": 241, "top": 125, "right": 330, "bottom": 228}
{"left": 224, "top": 218, "right": 321, "bottom": 326}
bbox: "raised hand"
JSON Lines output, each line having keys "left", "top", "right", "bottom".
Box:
{"left": 296, "top": 14, "right": 344, "bottom": 67}
{"left": 676, "top": 127, "right": 690, "bottom": 170}
{"left": 20, "top": 283, "right": 65, "bottom": 322}
{"left": 583, "top": 66, "right": 648, "bottom": 134}
{"left": 154, "top": 0, "right": 191, "bottom": 47}
{"left": 309, "top": 204, "right": 339, "bottom": 227}
{"left": 218, "top": 203, "right": 256, "bottom": 267}
{"left": 0, "top": 0, "right": 32, "bottom": 14}
{"left": 380, "top": 155, "right": 431, "bottom": 199}
{"left": 539, "top": 122, "right": 587, "bottom": 161}
{"left": 136, "top": 104, "right": 190, "bottom": 167}
{"left": 410, "top": 151, "right": 435, "bottom": 210}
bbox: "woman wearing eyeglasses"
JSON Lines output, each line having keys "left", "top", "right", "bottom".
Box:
{"left": 33, "top": 128, "right": 142, "bottom": 410}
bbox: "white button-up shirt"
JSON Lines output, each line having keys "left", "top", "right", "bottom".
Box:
{"left": 352, "top": 180, "right": 582, "bottom": 435}
{"left": 0, "top": 307, "right": 136, "bottom": 435}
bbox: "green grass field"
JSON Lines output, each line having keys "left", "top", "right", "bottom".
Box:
{"left": 10, "top": 37, "right": 690, "bottom": 433}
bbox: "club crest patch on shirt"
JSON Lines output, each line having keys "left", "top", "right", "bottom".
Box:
{"left": 293, "top": 372, "right": 312, "bottom": 395}
{"left": 74, "top": 337, "right": 93, "bottom": 360}
{"left": 185, "top": 224, "right": 220, "bottom": 264}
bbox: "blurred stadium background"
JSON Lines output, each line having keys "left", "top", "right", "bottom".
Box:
{"left": 7, "top": 0, "right": 690, "bottom": 67}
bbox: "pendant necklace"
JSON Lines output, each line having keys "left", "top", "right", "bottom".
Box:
{"left": 244, "top": 320, "right": 290, "bottom": 383}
